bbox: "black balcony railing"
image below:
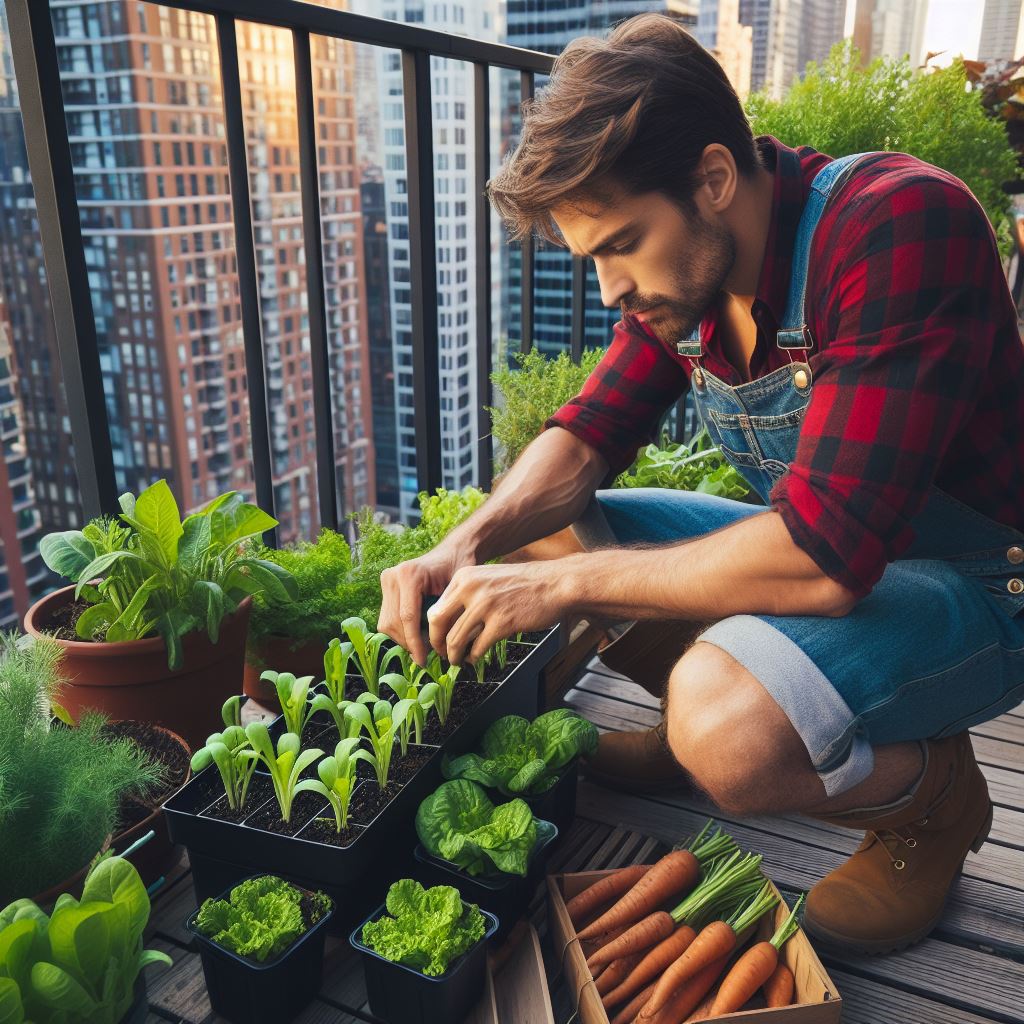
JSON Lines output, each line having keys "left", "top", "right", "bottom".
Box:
{"left": 5, "top": 0, "right": 563, "bottom": 542}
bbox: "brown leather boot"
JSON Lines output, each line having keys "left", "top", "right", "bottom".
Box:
{"left": 580, "top": 721, "right": 690, "bottom": 793}
{"left": 803, "top": 732, "right": 993, "bottom": 955}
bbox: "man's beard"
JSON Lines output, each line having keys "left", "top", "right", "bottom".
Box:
{"left": 621, "top": 211, "right": 736, "bottom": 345}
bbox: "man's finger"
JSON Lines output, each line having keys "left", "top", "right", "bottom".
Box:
{"left": 399, "top": 585, "right": 426, "bottom": 667}
{"left": 445, "top": 610, "right": 485, "bottom": 667}
{"left": 427, "top": 586, "right": 464, "bottom": 660}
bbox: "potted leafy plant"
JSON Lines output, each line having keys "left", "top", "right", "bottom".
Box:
{"left": 243, "top": 529, "right": 355, "bottom": 708}
{"left": 0, "top": 632, "right": 174, "bottom": 906}
{"left": 413, "top": 779, "right": 558, "bottom": 939}
{"left": 26, "top": 480, "right": 296, "bottom": 748}
{"left": 350, "top": 879, "right": 497, "bottom": 1024}
{"left": 187, "top": 875, "right": 333, "bottom": 1024}
{"left": 440, "top": 709, "right": 598, "bottom": 831}
{"left": 0, "top": 854, "right": 172, "bottom": 1023}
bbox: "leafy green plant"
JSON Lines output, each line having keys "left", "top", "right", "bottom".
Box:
{"left": 193, "top": 875, "right": 331, "bottom": 963}
{"left": 259, "top": 671, "right": 316, "bottom": 737}
{"left": 245, "top": 528, "right": 355, "bottom": 651}
{"left": 322, "top": 637, "right": 355, "bottom": 704}
{"left": 301, "top": 738, "right": 363, "bottom": 833}
{"left": 415, "top": 780, "right": 555, "bottom": 877}
{"left": 614, "top": 427, "right": 751, "bottom": 499}
{"left": 380, "top": 673, "right": 438, "bottom": 753}
{"left": 0, "top": 855, "right": 171, "bottom": 1023}
{"left": 39, "top": 481, "right": 298, "bottom": 670}
{"left": 442, "top": 709, "right": 598, "bottom": 797}
{"left": 488, "top": 348, "right": 605, "bottom": 473}
{"left": 747, "top": 41, "right": 1019, "bottom": 258}
{"left": 341, "top": 617, "right": 391, "bottom": 697}
{"left": 421, "top": 651, "right": 462, "bottom": 727}
{"left": 360, "top": 879, "right": 485, "bottom": 977}
{"left": 343, "top": 696, "right": 415, "bottom": 790}
{"left": 0, "top": 633, "right": 163, "bottom": 904}
{"left": 189, "top": 718, "right": 258, "bottom": 813}
{"left": 241, "top": 723, "right": 323, "bottom": 823}
{"left": 306, "top": 694, "right": 363, "bottom": 742}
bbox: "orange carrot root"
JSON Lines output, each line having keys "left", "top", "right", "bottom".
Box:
{"left": 763, "top": 961, "right": 795, "bottom": 1007}
{"left": 602, "top": 923, "right": 698, "bottom": 1011}
{"left": 567, "top": 864, "right": 653, "bottom": 928}
{"left": 646, "top": 919, "right": 736, "bottom": 1015}
{"left": 587, "top": 911, "right": 675, "bottom": 969}
{"left": 639, "top": 953, "right": 730, "bottom": 1024}
{"left": 576, "top": 850, "right": 700, "bottom": 941}
{"left": 580, "top": 923, "right": 628, "bottom": 960}
{"left": 597, "top": 952, "right": 644, "bottom": 1000}
{"left": 610, "top": 980, "right": 657, "bottom": 1024}
{"left": 709, "top": 940, "right": 779, "bottom": 1016}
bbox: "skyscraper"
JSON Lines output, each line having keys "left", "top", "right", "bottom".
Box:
{"left": 690, "top": 0, "right": 753, "bottom": 96}
{"left": 850, "top": 0, "right": 929, "bottom": 65}
{"left": 0, "top": 1, "right": 374, "bottom": 552}
{"left": 978, "top": 0, "right": 1024, "bottom": 62}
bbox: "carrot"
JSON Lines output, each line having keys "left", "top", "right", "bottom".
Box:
{"left": 601, "top": 923, "right": 697, "bottom": 1010}
{"left": 640, "top": 953, "right": 730, "bottom": 1024}
{"left": 610, "top": 980, "right": 657, "bottom": 1024}
{"left": 580, "top": 923, "right": 628, "bottom": 959}
{"left": 586, "top": 910, "right": 675, "bottom": 969}
{"left": 597, "top": 951, "right": 644, "bottom": 999}
{"left": 763, "top": 962, "right": 796, "bottom": 1007}
{"left": 709, "top": 894, "right": 804, "bottom": 1016}
{"left": 567, "top": 863, "right": 652, "bottom": 928}
{"left": 646, "top": 880, "right": 778, "bottom": 1016}
{"left": 576, "top": 823, "right": 734, "bottom": 941}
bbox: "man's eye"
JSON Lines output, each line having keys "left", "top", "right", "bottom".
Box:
{"left": 611, "top": 240, "right": 639, "bottom": 256}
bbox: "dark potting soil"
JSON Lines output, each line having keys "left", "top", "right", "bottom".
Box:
{"left": 516, "top": 630, "right": 549, "bottom": 645}
{"left": 41, "top": 599, "right": 157, "bottom": 642}
{"left": 388, "top": 745, "right": 437, "bottom": 787}
{"left": 243, "top": 790, "right": 326, "bottom": 837}
{"left": 199, "top": 774, "right": 274, "bottom": 825}
{"left": 347, "top": 779, "right": 402, "bottom": 826}
{"left": 420, "top": 683, "right": 497, "bottom": 745}
{"left": 477, "top": 643, "right": 530, "bottom": 684}
{"left": 299, "top": 816, "right": 365, "bottom": 849}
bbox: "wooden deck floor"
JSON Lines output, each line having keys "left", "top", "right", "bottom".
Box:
{"left": 142, "top": 657, "right": 1024, "bottom": 1023}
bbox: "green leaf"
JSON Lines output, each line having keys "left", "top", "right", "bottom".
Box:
{"left": 72, "top": 551, "right": 137, "bottom": 598}
{"left": 30, "top": 961, "right": 99, "bottom": 1015}
{"left": 231, "top": 560, "right": 297, "bottom": 604}
{"left": 38, "top": 531, "right": 94, "bottom": 581}
{"left": 132, "top": 480, "right": 183, "bottom": 566}
{"left": 210, "top": 500, "right": 277, "bottom": 550}
{"left": 81, "top": 858, "right": 150, "bottom": 950}
{"left": 74, "top": 602, "right": 119, "bottom": 640}
{"left": 0, "top": 919, "right": 40, "bottom": 992}
{"left": 0, "top": 978, "right": 24, "bottom": 1024}
{"left": 192, "top": 581, "right": 226, "bottom": 643}
{"left": 178, "top": 515, "right": 212, "bottom": 571}
{"left": 105, "top": 574, "right": 162, "bottom": 643}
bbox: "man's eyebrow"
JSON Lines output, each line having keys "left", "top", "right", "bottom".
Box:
{"left": 567, "top": 222, "right": 639, "bottom": 258}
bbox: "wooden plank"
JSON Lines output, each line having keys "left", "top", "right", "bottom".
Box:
{"left": 492, "top": 925, "right": 555, "bottom": 1024}
{"left": 574, "top": 784, "right": 1024, "bottom": 959}
{"left": 828, "top": 969, "right": 1005, "bottom": 1024}
{"left": 541, "top": 622, "right": 603, "bottom": 706}
{"left": 972, "top": 733, "right": 1024, "bottom": 774}
{"left": 144, "top": 938, "right": 212, "bottom": 1024}
{"left": 973, "top": 716, "right": 1024, "bottom": 746}
{"left": 981, "top": 764, "right": 1024, "bottom": 810}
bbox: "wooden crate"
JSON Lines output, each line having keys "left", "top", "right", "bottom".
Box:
{"left": 548, "top": 869, "right": 842, "bottom": 1024}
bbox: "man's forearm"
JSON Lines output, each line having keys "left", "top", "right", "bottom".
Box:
{"left": 444, "top": 427, "right": 609, "bottom": 564}
{"left": 558, "top": 509, "right": 857, "bottom": 620}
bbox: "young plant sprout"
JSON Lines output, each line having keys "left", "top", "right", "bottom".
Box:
{"left": 303, "top": 737, "right": 363, "bottom": 833}
{"left": 342, "top": 616, "right": 391, "bottom": 696}
{"left": 343, "top": 695, "right": 415, "bottom": 790}
{"left": 241, "top": 722, "right": 323, "bottom": 823}
{"left": 471, "top": 648, "right": 493, "bottom": 685}
{"left": 221, "top": 693, "right": 243, "bottom": 729}
{"left": 380, "top": 672, "right": 439, "bottom": 752}
{"left": 493, "top": 637, "right": 509, "bottom": 671}
{"left": 259, "top": 670, "right": 317, "bottom": 736}
{"left": 323, "top": 636, "right": 355, "bottom": 704}
{"left": 422, "top": 650, "right": 462, "bottom": 726}
{"left": 380, "top": 643, "right": 426, "bottom": 682}
{"left": 190, "top": 724, "right": 258, "bottom": 812}
{"left": 307, "top": 693, "right": 363, "bottom": 741}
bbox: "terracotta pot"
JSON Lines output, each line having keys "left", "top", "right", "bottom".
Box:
{"left": 30, "top": 723, "right": 192, "bottom": 907}
{"left": 24, "top": 585, "right": 252, "bottom": 751}
{"left": 243, "top": 633, "right": 327, "bottom": 710}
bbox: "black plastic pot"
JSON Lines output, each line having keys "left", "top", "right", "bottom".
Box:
{"left": 119, "top": 975, "right": 148, "bottom": 1024}
{"left": 412, "top": 818, "right": 558, "bottom": 940}
{"left": 164, "top": 627, "right": 561, "bottom": 933}
{"left": 520, "top": 760, "right": 579, "bottom": 834}
{"left": 350, "top": 902, "right": 498, "bottom": 1024}
{"left": 185, "top": 878, "right": 333, "bottom": 1024}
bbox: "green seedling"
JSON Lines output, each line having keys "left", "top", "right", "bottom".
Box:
{"left": 303, "top": 737, "right": 364, "bottom": 833}
{"left": 381, "top": 672, "right": 439, "bottom": 752}
{"left": 241, "top": 722, "right": 323, "bottom": 823}
{"left": 190, "top": 725, "right": 257, "bottom": 811}
{"left": 343, "top": 696, "right": 415, "bottom": 790}
{"left": 260, "top": 670, "right": 316, "bottom": 736}
{"left": 422, "top": 651, "right": 462, "bottom": 726}
{"left": 342, "top": 616, "right": 391, "bottom": 696}
{"left": 323, "top": 636, "right": 355, "bottom": 704}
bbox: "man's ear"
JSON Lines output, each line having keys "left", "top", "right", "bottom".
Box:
{"left": 697, "top": 144, "right": 738, "bottom": 214}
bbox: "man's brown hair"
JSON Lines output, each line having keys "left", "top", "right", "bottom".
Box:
{"left": 488, "top": 13, "right": 761, "bottom": 244}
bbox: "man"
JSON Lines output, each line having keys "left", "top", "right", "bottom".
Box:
{"left": 378, "top": 13, "right": 1024, "bottom": 954}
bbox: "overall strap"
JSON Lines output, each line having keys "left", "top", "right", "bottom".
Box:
{"left": 776, "top": 152, "right": 875, "bottom": 351}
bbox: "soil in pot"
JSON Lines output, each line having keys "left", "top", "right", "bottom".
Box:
{"left": 299, "top": 816, "right": 366, "bottom": 849}
{"left": 243, "top": 791, "right": 325, "bottom": 837}
{"left": 41, "top": 597, "right": 118, "bottom": 642}
{"left": 477, "top": 644, "right": 529, "bottom": 684}
{"left": 347, "top": 781, "right": 402, "bottom": 826}
{"left": 387, "top": 746, "right": 436, "bottom": 787}
{"left": 105, "top": 721, "right": 190, "bottom": 831}
{"left": 200, "top": 775, "right": 275, "bottom": 826}
{"left": 420, "top": 683, "right": 497, "bottom": 745}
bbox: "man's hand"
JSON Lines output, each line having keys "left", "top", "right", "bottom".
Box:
{"left": 378, "top": 544, "right": 475, "bottom": 666}
{"left": 427, "top": 561, "right": 569, "bottom": 666}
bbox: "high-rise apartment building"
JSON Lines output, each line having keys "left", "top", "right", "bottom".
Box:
{"left": 978, "top": 0, "right": 1024, "bottom": 62}
{"left": 0, "top": 1, "right": 374, "bottom": 550}
{"left": 353, "top": 0, "right": 498, "bottom": 521}
{"left": 850, "top": 0, "right": 929, "bottom": 65}
{"left": 690, "top": 0, "right": 752, "bottom": 96}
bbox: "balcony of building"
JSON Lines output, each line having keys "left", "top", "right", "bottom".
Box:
{"left": 1, "top": 2, "right": 1022, "bottom": 1023}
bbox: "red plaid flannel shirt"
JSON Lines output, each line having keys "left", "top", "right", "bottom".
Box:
{"left": 546, "top": 136, "right": 1024, "bottom": 601}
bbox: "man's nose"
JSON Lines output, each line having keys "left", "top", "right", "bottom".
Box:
{"left": 596, "top": 264, "right": 635, "bottom": 309}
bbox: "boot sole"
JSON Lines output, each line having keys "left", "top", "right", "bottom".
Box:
{"left": 803, "top": 801, "right": 995, "bottom": 957}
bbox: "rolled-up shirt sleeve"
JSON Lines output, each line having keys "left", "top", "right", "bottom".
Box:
{"left": 545, "top": 319, "right": 689, "bottom": 477}
{"left": 770, "top": 176, "right": 1000, "bottom": 601}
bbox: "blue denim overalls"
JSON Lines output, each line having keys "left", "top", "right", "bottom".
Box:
{"left": 582, "top": 153, "right": 1024, "bottom": 794}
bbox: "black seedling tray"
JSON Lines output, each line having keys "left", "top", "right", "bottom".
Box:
{"left": 164, "top": 626, "right": 561, "bottom": 932}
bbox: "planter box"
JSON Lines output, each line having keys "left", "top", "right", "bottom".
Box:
{"left": 350, "top": 900, "right": 499, "bottom": 1024}
{"left": 164, "top": 626, "right": 561, "bottom": 931}
{"left": 548, "top": 869, "right": 842, "bottom": 1024}
{"left": 412, "top": 818, "right": 558, "bottom": 941}
{"left": 186, "top": 877, "right": 332, "bottom": 1024}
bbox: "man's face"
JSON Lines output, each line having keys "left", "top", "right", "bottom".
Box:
{"left": 551, "top": 187, "right": 736, "bottom": 345}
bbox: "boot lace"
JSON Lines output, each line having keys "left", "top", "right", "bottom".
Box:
{"left": 868, "top": 824, "right": 923, "bottom": 871}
